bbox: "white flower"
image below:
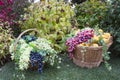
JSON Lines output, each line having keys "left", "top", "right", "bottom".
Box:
{"left": 18, "top": 45, "right": 32, "bottom": 70}
{"left": 71, "top": 4, "right": 75, "bottom": 9}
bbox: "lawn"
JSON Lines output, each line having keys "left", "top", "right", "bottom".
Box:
{"left": 0, "top": 54, "right": 120, "bottom": 80}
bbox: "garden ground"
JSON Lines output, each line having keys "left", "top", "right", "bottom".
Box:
{"left": 0, "top": 54, "right": 120, "bottom": 80}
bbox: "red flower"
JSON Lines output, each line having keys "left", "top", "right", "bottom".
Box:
{"left": 7, "top": 7, "right": 12, "bottom": 12}
{"left": 0, "top": 0, "right": 4, "bottom": 6}
{"left": 0, "top": 0, "right": 15, "bottom": 26}
{"left": 7, "top": 0, "right": 13, "bottom": 4}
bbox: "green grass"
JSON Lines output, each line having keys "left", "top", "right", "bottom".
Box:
{"left": 0, "top": 54, "right": 120, "bottom": 80}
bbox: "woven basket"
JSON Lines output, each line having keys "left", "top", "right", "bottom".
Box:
{"left": 73, "top": 36, "right": 113, "bottom": 68}
{"left": 14, "top": 29, "right": 40, "bottom": 70}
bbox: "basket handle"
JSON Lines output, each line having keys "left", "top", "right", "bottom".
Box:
{"left": 14, "top": 29, "right": 39, "bottom": 53}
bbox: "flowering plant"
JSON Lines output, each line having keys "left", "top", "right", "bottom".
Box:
{"left": 9, "top": 35, "right": 59, "bottom": 73}
{"left": 0, "top": 0, "right": 15, "bottom": 25}
{"left": 0, "top": 27, "right": 12, "bottom": 65}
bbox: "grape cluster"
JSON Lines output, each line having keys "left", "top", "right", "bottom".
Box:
{"left": 66, "top": 29, "right": 94, "bottom": 58}
{"left": 22, "top": 35, "right": 37, "bottom": 43}
{"left": 30, "top": 51, "right": 44, "bottom": 73}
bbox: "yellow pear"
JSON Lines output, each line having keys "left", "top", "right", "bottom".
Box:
{"left": 92, "top": 35, "right": 99, "bottom": 43}
{"left": 79, "top": 43, "right": 91, "bottom": 47}
{"left": 79, "top": 43, "right": 86, "bottom": 46}
{"left": 85, "top": 43, "right": 90, "bottom": 47}
{"left": 98, "top": 29, "right": 104, "bottom": 34}
{"left": 103, "top": 38, "right": 109, "bottom": 44}
{"left": 91, "top": 43, "right": 99, "bottom": 47}
{"left": 103, "top": 33, "right": 111, "bottom": 39}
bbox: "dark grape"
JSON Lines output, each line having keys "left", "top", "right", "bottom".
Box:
{"left": 30, "top": 51, "right": 44, "bottom": 73}
{"left": 22, "top": 35, "right": 37, "bottom": 43}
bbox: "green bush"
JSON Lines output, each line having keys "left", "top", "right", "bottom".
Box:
{"left": 21, "top": 0, "right": 75, "bottom": 53}
{"left": 75, "top": 0, "right": 107, "bottom": 29}
{"left": 100, "top": 0, "right": 120, "bottom": 55}
{"left": 12, "top": 0, "right": 33, "bottom": 37}
{"left": 0, "top": 27, "right": 12, "bottom": 64}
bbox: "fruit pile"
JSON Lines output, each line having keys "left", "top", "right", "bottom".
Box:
{"left": 22, "top": 35, "right": 43, "bottom": 72}
{"left": 79, "top": 29, "right": 111, "bottom": 47}
{"left": 66, "top": 28, "right": 111, "bottom": 58}
{"left": 22, "top": 35, "right": 44, "bottom": 72}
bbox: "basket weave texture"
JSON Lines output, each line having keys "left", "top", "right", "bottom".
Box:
{"left": 73, "top": 36, "right": 113, "bottom": 68}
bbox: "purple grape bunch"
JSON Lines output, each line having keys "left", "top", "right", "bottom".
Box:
{"left": 30, "top": 51, "right": 44, "bottom": 73}
{"left": 66, "top": 29, "right": 94, "bottom": 58}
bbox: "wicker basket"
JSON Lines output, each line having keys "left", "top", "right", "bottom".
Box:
{"left": 73, "top": 36, "right": 113, "bottom": 68}
{"left": 14, "top": 29, "right": 40, "bottom": 70}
